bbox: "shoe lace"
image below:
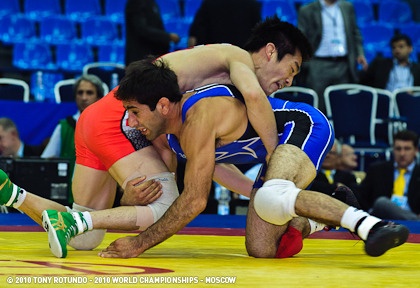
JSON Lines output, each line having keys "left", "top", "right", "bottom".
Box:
{"left": 52, "top": 213, "right": 79, "bottom": 243}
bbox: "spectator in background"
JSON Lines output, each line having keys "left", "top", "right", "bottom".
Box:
{"left": 188, "top": 0, "right": 261, "bottom": 48}
{"left": 124, "top": 0, "right": 180, "bottom": 66}
{"left": 41, "top": 75, "right": 104, "bottom": 202}
{"left": 297, "top": 0, "right": 368, "bottom": 113}
{"left": 311, "top": 139, "right": 360, "bottom": 197}
{"left": 360, "top": 34, "right": 420, "bottom": 92}
{"left": 338, "top": 143, "right": 358, "bottom": 172}
{"left": 0, "top": 117, "right": 44, "bottom": 158}
{"left": 359, "top": 130, "right": 420, "bottom": 220}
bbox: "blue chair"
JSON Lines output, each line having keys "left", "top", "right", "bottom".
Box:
{"left": 361, "top": 23, "right": 394, "bottom": 55}
{"left": 374, "top": 88, "right": 397, "bottom": 148}
{"left": 397, "top": 22, "right": 420, "bottom": 50}
{"left": 39, "top": 16, "right": 77, "bottom": 45}
{"left": 54, "top": 78, "right": 109, "bottom": 103}
{"left": 324, "top": 84, "right": 388, "bottom": 171}
{"left": 351, "top": 0, "right": 375, "bottom": 26}
{"left": 378, "top": 0, "right": 413, "bottom": 25}
{"left": 55, "top": 43, "right": 94, "bottom": 73}
{"left": 24, "top": 0, "right": 61, "bottom": 20}
{"left": 394, "top": 87, "right": 420, "bottom": 136}
{"left": 0, "top": 0, "right": 20, "bottom": 17}
{"left": 65, "top": 0, "right": 101, "bottom": 22}
{"left": 97, "top": 43, "right": 125, "bottom": 65}
{"left": 12, "top": 42, "right": 56, "bottom": 71}
{"left": 2, "top": 14, "right": 37, "bottom": 44}
{"left": 261, "top": 0, "right": 297, "bottom": 25}
{"left": 82, "top": 62, "right": 125, "bottom": 91}
{"left": 156, "top": 0, "right": 181, "bottom": 21}
{"left": 104, "top": 0, "right": 126, "bottom": 24}
{"left": 0, "top": 78, "right": 30, "bottom": 102}
{"left": 80, "top": 17, "right": 120, "bottom": 46}
{"left": 273, "top": 86, "right": 319, "bottom": 108}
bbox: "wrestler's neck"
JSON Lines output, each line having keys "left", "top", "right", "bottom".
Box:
{"left": 165, "top": 102, "right": 183, "bottom": 137}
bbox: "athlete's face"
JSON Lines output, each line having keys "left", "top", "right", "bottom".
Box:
{"left": 256, "top": 48, "right": 302, "bottom": 95}
{"left": 123, "top": 100, "right": 166, "bottom": 141}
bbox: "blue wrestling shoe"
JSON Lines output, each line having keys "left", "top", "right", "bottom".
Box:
{"left": 0, "top": 169, "right": 22, "bottom": 207}
{"left": 42, "top": 210, "right": 87, "bottom": 258}
{"left": 364, "top": 221, "right": 409, "bottom": 257}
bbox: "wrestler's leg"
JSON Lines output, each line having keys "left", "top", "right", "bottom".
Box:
{"left": 258, "top": 144, "right": 348, "bottom": 226}
{"left": 247, "top": 144, "right": 328, "bottom": 258}
{"left": 72, "top": 164, "right": 118, "bottom": 210}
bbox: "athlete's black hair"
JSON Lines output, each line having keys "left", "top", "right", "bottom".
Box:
{"left": 115, "top": 57, "right": 182, "bottom": 110}
{"left": 243, "top": 16, "right": 313, "bottom": 62}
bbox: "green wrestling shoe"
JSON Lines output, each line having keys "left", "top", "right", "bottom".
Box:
{"left": 42, "top": 210, "right": 87, "bottom": 258}
{"left": 0, "top": 169, "right": 22, "bottom": 207}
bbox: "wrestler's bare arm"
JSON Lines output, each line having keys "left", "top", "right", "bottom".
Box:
{"left": 99, "top": 101, "right": 223, "bottom": 258}
{"left": 213, "top": 164, "right": 254, "bottom": 198}
{"left": 164, "top": 44, "right": 278, "bottom": 161}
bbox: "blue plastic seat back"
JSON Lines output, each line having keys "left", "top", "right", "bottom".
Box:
{"left": 39, "top": 16, "right": 77, "bottom": 44}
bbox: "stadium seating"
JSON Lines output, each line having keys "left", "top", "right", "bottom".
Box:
{"left": 0, "top": 0, "right": 20, "bottom": 18}
{"left": 39, "top": 16, "right": 77, "bottom": 45}
{"left": 55, "top": 42, "right": 94, "bottom": 73}
{"left": 24, "top": 0, "right": 61, "bottom": 20}
{"left": 0, "top": 78, "right": 30, "bottom": 102}
{"left": 104, "top": 0, "right": 126, "bottom": 24}
{"left": 378, "top": 0, "right": 413, "bottom": 25}
{"left": 97, "top": 43, "right": 125, "bottom": 65}
{"left": 65, "top": 0, "right": 101, "bottom": 22}
{"left": 13, "top": 42, "right": 56, "bottom": 71}
{"left": 261, "top": 0, "right": 297, "bottom": 25}
{"left": 1, "top": 14, "right": 37, "bottom": 45}
{"left": 80, "top": 17, "right": 121, "bottom": 46}
{"left": 273, "top": 86, "right": 319, "bottom": 108}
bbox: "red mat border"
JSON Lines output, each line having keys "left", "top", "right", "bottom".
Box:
{"left": 1, "top": 226, "right": 420, "bottom": 243}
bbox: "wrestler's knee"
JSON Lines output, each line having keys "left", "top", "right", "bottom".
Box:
{"left": 254, "top": 179, "right": 301, "bottom": 225}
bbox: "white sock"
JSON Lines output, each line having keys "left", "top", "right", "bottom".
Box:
{"left": 308, "top": 219, "right": 326, "bottom": 234}
{"left": 81, "top": 211, "right": 93, "bottom": 231}
{"left": 72, "top": 211, "right": 93, "bottom": 233}
{"left": 12, "top": 188, "right": 26, "bottom": 209}
{"left": 340, "top": 207, "right": 381, "bottom": 240}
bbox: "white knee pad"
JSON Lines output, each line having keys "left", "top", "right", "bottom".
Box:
{"left": 68, "top": 203, "right": 106, "bottom": 250}
{"left": 254, "top": 179, "right": 301, "bottom": 225}
{"left": 147, "top": 172, "right": 179, "bottom": 222}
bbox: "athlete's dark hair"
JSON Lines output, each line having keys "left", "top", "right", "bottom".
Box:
{"left": 243, "top": 16, "right": 313, "bottom": 62}
{"left": 115, "top": 57, "right": 182, "bottom": 111}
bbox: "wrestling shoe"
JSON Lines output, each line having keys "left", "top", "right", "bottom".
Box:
{"left": 364, "top": 221, "right": 409, "bottom": 257}
{"left": 0, "top": 169, "right": 22, "bottom": 207}
{"left": 332, "top": 185, "right": 361, "bottom": 209}
{"left": 324, "top": 185, "right": 362, "bottom": 231}
{"left": 42, "top": 210, "right": 87, "bottom": 258}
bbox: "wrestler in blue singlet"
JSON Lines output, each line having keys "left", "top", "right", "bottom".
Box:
{"left": 166, "top": 84, "right": 334, "bottom": 187}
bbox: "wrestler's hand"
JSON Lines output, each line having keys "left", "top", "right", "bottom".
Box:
{"left": 98, "top": 235, "right": 144, "bottom": 258}
{"left": 120, "top": 176, "right": 163, "bottom": 206}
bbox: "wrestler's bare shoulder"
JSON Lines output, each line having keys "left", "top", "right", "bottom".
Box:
{"left": 162, "top": 44, "right": 249, "bottom": 91}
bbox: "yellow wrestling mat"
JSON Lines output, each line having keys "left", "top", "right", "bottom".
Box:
{"left": 0, "top": 231, "right": 419, "bottom": 288}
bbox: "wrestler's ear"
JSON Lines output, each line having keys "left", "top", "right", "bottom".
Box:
{"left": 156, "top": 97, "right": 171, "bottom": 115}
{"left": 265, "top": 43, "right": 276, "bottom": 61}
